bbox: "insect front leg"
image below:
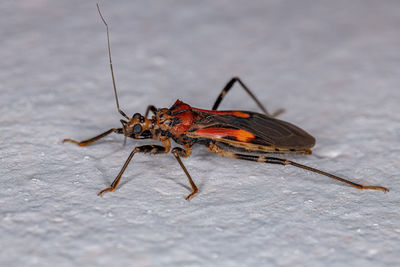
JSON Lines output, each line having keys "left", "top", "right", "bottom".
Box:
{"left": 144, "top": 105, "right": 157, "bottom": 118}
{"left": 212, "top": 77, "right": 284, "bottom": 117}
{"left": 171, "top": 146, "right": 198, "bottom": 200}
{"left": 98, "top": 144, "right": 170, "bottom": 196}
{"left": 63, "top": 128, "right": 123, "bottom": 146}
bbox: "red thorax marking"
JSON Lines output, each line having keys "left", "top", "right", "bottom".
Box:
{"left": 169, "top": 100, "right": 195, "bottom": 134}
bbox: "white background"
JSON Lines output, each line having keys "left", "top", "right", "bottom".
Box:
{"left": 1, "top": 0, "right": 399, "bottom": 266}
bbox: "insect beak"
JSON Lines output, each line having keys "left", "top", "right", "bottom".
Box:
{"left": 120, "top": 119, "right": 128, "bottom": 128}
{"left": 136, "top": 130, "right": 152, "bottom": 139}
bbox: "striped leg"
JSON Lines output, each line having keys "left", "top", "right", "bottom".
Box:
{"left": 206, "top": 142, "right": 388, "bottom": 192}
{"left": 63, "top": 128, "right": 123, "bottom": 146}
{"left": 212, "top": 77, "right": 284, "bottom": 117}
{"left": 98, "top": 144, "right": 169, "bottom": 196}
{"left": 172, "top": 146, "right": 198, "bottom": 200}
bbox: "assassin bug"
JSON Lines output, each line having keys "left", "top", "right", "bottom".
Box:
{"left": 63, "top": 5, "right": 388, "bottom": 200}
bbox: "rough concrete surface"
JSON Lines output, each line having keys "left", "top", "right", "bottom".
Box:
{"left": 1, "top": 0, "right": 399, "bottom": 266}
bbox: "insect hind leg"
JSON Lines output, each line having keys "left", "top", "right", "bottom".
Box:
{"left": 238, "top": 154, "right": 388, "bottom": 192}
{"left": 206, "top": 142, "right": 388, "bottom": 192}
{"left": 212, "top": 77, "right": 284, "bottom": 117}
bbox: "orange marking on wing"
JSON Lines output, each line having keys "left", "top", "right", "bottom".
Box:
{"left": 229, "top": 111, "right": 250, "bottom": 118}
{"left": 193, "top": 128, "right": 255, "bottom": 142}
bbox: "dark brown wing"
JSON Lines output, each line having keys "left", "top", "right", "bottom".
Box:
{"left": 188, "top": 110, "right": 315, "bottom": 149}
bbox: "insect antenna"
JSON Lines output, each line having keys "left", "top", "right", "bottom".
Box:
{"left": 96, "top": 4, "right": 130, "bottom": 120}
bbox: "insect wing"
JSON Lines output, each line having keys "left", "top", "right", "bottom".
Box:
{"left": 188, "top": 110, "right": 315, "bottom": 149}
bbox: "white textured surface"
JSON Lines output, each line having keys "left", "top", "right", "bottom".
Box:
{"left": 1, "top": 0, "right": 400, "bottom": 266}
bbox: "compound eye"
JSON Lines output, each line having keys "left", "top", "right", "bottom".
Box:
{"left": 133, "top": 113, "right": 141, "bottom": 119}
{"left": 133, "top": 124, "right": 142, "bottom": 134}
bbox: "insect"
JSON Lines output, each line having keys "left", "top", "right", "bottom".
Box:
{"left": 63, "top": 5, "right": 388, "bottom": 200}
